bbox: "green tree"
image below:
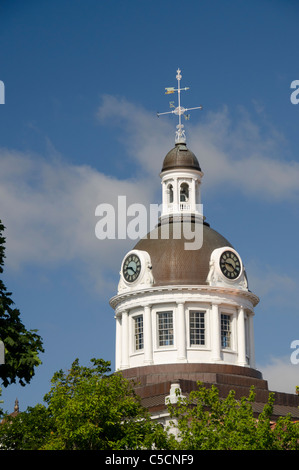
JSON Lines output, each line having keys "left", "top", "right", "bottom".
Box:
{"left": 0, "top": 366, "right": 298, "bottom": 450}
{"left": 0, "top": 387, "right": 3, "bottom": 417}
{"left": 0, "top": 358, "right": 169, "bottom": 450}
{"left": 0, "top": 220, "right": 44, "bottom": 387}
{"left": 0, "top": 404, "right": 53, "bottom": 450}
{"left": 167, "top": 383, "right": 299, "bottom": 450}
{"left": 0, "top": 359, "right": 168, "bottom": 450}
{"left": 42, "top": 358, "right": 168, "bottom": 450}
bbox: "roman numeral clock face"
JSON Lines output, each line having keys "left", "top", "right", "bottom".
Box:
{"left": 219, "top": 250, "right": 241, "bottom": 280}
{"left": 123, "top": 254, "right": 141, "bottom": 283}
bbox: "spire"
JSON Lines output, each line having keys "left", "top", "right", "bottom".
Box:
{"left": 14, "top": 398, "right": 19, "bottom": 413}
{"left": 157, "top": 68, "right": 203, "bottom": 144}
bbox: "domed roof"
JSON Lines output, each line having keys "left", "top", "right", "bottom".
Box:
{"left": 161, "top": 143, "right": 201, "bottom": 173}
{"left": 134, "top": 221, "right": 232, "bottom": 286}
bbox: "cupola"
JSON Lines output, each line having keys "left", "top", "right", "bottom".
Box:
{"left": 160, "top": 142, "right": 203, "bottom": 222}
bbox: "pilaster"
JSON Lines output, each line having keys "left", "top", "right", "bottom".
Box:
{"left": 144, "top": 304, "right": 153, "bottom": 365}
{"left": 237, "top": 306, "right": 247, "bottom": 366}
{"left": 177, "top": 302, "right": 187, "bottom": 362}
{"left": 121, "top": 310, "right": 129, "bottom": 369}
{"left": 211, "top": 303, "right": 221, "bottom": 362}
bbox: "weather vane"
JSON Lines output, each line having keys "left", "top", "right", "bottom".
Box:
{"left": 157, "top": 68, "right": 203, "bottom": 144}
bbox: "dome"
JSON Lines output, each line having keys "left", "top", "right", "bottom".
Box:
{"left": 134, "top": 221, "right": 232, "bottom": 286}
{"left": 161, "top": 143, "right": 201, "bottom": 173}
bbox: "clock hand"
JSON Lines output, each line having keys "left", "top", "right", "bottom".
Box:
{"left": 225, "top": 261, "right": 234, "bottom": 270}
{"left": 126, "top": 265, "right": 136, "bottom": 274}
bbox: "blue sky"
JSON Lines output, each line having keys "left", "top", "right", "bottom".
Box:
{"left": 0, "top": 0, "right": 299, "bottom": 412}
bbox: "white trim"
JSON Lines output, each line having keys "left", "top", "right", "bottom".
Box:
{"left": 113, "top": 287, "right": 257, "bottom": 371}
{"left": 110, "top": 283, "right": 259, "bottom": 311}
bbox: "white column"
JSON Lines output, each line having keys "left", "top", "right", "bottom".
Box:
{"left": 161, "top": 181, "right": 167, "bottom": 219}
{"left": 173, "top": 177, "right": 179, "bottom": 212}
{"left": 115, "top": 313, "right": 122, "bottom": 370}
{"left": 248, "top": 313, "right": 256, "bottom": 368}
{"left": 143, "top": 304, "right": 153, "bottom": 365}
{"left": 191, "top": 178, "right": 196, "bottom": 212}
{"left": 211, "top": 303, "right": 221, "bottom": 361}
{"left": 161, "top": 181, "right": 166, "bottom": 207}
{"left": 121, "top": 310, "right": 129, "bottom": 369}
{"left": 237, "top": 306, "right": 247, "bottom": 366}
{"left": 161, "top": 181, "right": 168, "bottom": 219}
{"left": 196, "top": 180, "right": 201, "bottom": 205}
{"left": 177, "top": 302, "right": 187, "bottom": 362}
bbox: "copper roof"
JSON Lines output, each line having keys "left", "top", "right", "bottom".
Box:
{"left": 134, "top": 220, "right": 232, "bottom": 286}
{"left": 121, "top": 364, "right": 299, "bottom": 420}
{"left": 161, "top": 143, "right": 201, "bottom": 172}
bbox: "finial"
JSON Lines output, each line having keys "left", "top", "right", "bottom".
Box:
{"left": 14, "top": 398, "right": 19, "bottom": 413}
{"left": 157, "top": 68, "right": 203, "bottom": 144}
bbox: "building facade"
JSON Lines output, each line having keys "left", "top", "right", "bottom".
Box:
{"left": 109, "top": 72, "right": 299, "bottom": 420}
{"left": 110, "top": 142, "right": 258, "bottom": 374}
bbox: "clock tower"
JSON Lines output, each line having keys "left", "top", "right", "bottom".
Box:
{"left": 109, "top": 70, "right": 299, "bottom": 420}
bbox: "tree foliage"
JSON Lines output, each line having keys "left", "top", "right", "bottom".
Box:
{"left": 0, "top": 358, "right": 169, "bottom": 450}
{"left": 43, "top": 358, "right": 168, "bottom": 450}
{"left": 0, "top": 364, "right": 298, "bottom": 450}
{"left": 167, "top": 383, "right": 299, "bottom": 450}
{"left": 0, "top": 220, "right": 44, "bottom": 386}
{"left": 0, "top": 403, "right": 53, "bottom": 450}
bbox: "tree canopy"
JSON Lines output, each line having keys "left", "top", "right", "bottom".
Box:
{"left": 0, "top": 220, "right": 44, "bottom": 387}
{"left": 0, "top": 358, "right": 168, "bottom": 450}
{"left": 167, "top": 383, "right": 299, "bottom": 450}
{"left": 0, "top": 358, "right": 298, "bottom": 450}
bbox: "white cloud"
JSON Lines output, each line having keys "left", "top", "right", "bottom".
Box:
{"left": 0, "top": 147, "right": 155, "bottom": 294}
{"left": 190, "top": 110, "right": 299, "bottom": 200}
{"left": 98, "top": 96, "right": 299, "bottom": 201}
{"left": 258, "top": 356, "right": 299, "bottom": 394}
{"left": 1, "top": 95, "right": 298, "bottom": 296}
{"left": 245, "top": 260, "right": 298, "bottom": 308}
{"left": 244, "top": 263, "right": 299, "bottom": 395}
{"left": 97, "top": 94, "right": 173, "bottom": 177}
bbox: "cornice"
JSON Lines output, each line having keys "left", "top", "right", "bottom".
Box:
{"left": 109, "top": 284, "right": 259, "bottom": 310}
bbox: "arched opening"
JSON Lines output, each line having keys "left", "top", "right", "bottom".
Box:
{"left": 167, "top": 184, "right": 174, "bottom": 204}
{"left": 180, "top": 182, "right": 189, "bottom": 202}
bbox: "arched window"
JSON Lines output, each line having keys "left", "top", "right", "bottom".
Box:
{"left": 167, "top": 184, "right": 174, "bottom": 204}
{"left": 180, "top": 182, "right": 189, "bottom": 202}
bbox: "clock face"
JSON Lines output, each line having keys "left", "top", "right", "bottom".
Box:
{"left": 122, "top": 253, "right": 141, "bottom": 283}
{"left": 219, "top": 250, "right": 241, "bottom": 280}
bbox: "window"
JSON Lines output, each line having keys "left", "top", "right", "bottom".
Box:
{"left": 158, "top": 311, "right": 173, "bottom": 346}
{"left": 134, "top": 315, "right": 143, "bottom": 351}
{"left": 190, "top": 311, "right": 205, "bottom": 346}
{"left": 221, "top": 314, "right": 231, "bottom": 349}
